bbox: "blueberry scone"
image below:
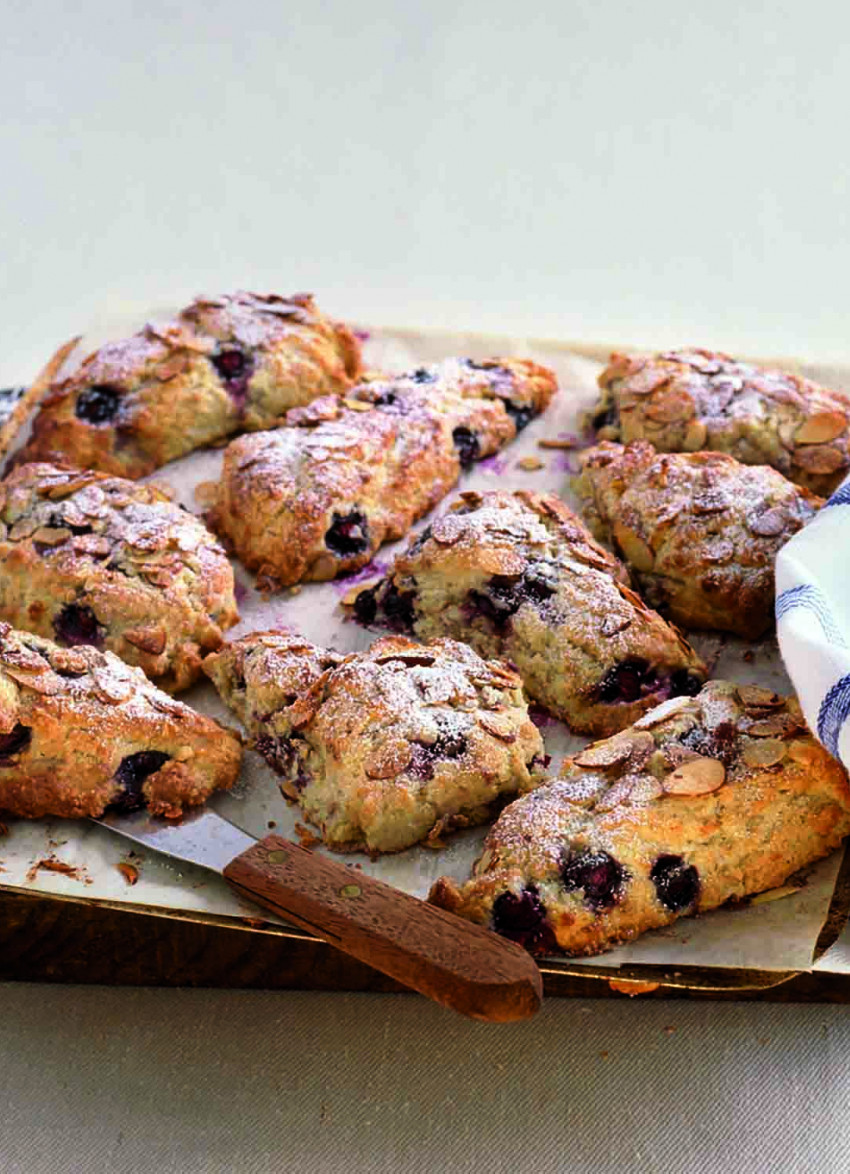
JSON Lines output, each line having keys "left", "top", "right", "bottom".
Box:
{"left": 573, "top": 441, "right": 822, "bottom": 637}
{"left": 14, "top": 291, "right": 362, "bottom": 479}
{"left": 0, "top": 624, "right": 242, "bottom": 819}
{"left": 591, "top": 349, "right": 850, "bottom": 495}
{"left": 209, "top": 357, "right": 557, "bottom": 588}
{"left": 352, "top": 490, "right": 706, "bottom": 737}
{"left": 0, "top": 463, "right": 238, "bottom": 691}
{"left": 204, "top": 630, "right": 546, "bottom": 855}
{"left": 430, "top": 681, "right": 850, "bottom": 957}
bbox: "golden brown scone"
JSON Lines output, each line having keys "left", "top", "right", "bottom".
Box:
{"left": 204, "top": 630, "right": 546, "bottom": 855}
{"left": 0, "top": 463, "right": 238, "bottom": 692}
{"left": 353, "top": 489, "right": 706, "bottom": 737}
{"left": 0, "top": 624, "right": 242, "bottom": 820}
{"left": 209, "top": 357, "right": 557, "bottom": 589}
{"left": 430, "top": 681, "right": 850, "bottom": 957}
{"left": 591, "top": 348, "right": 850, "bottom": 495}
{"left": 573, "top": 441, "right": 822, "bottom": 638}
{"left": 14, "top": 292, "right": 362, "bottom": 479}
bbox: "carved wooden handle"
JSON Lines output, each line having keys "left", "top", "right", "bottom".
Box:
{"left": 223, "top": 835, "right": 542, "bottom": 1022}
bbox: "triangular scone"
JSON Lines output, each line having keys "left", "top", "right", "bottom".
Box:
{"left": 590, "top": 348, "right": 850, "bottom": 496}
{"left": 353, "top": 490, "right": 706, "bottom": 737}
{"left": 207, "top": 358, "right": 557, "bottom": 588}
{"left": 574, "top": 441, "right": 821, "bottom": 637}
{"left": 0, "top": 625, "right": 242, "bottom": 819}
{"left": 15, "top": 292, "right": 362, "bottom": 479}
{"left": 205, "top": 630, "right": 546, "bottom": 855}
{"left": 430, "top": 682, "right": 850, "bottom": 957}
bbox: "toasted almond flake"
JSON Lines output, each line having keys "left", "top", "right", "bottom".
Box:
{"left": 788, "top": 739, "right": 821, "bottom": 766}
{"left": 343, "top": 398, "right": 373, "bottom": 412}
{"left": 633, "top": 695, "right": 695, "bottom": 729}
{"left": 116, "top": 862, "right": 139, "bottom": 885}
{"left": 518, "top": 456, "right": 545, "bottom": 472}
{"left": 193, "top": 480, "right": 219, "bottom": 508}
{"left": 48, "top": 648, "right": 90, "bottom": 675}
{"left": 431, "top": 515, "right": 467, "bottom": 546}
{"left": 538, "top": 437, "right": 577, "bottom": 449}
{"left": 742, "top": 738, "right": 787, "bottom": 768}
{"left": 365, "top": 739, "right": 413, "bottom": 779}
{"left": 288, "top": 696, "right": 318, "bottom": 729}
{"left": 748, "top": 508, "right": 788, "bottom": 537}
{"left": 792, "top": 444, "right": 847, "bottom": 474}
{"left": 4, "top": 666, "right": 65, "bottom": 695}
{"left": 662, "top": 756, "right": 726, "bottom": 795}
{"left": 575, "top": 732, "right": 653, "bottom": 769}
{"left": 737, "top": 684, "right": 784, "bottom": 709}
{"left": 613, "top": 522, "right": 654, "bottom": 572}
{"left": 8, "top": 519, "right": 39, "bottom": 541}
{"left": 628, "top": 776, "right": 665, "bottom": 803}
{"left": 478, "top": 712, "right": 518, "bottom": 742}
{"left": 474, "top": 849, "right": 494, "bottom": 875}
{"left": 683, "top": 419, "right": 708, "bottom": 451}
{"left": 745, "top": 715, "right": 799, "bottom": 738}
{"left": 477, "top": 547, "right": 527, "bottom": 576}
{"left": 156, "top": 353, "right": 190, "bottom": 381}
{"left": 123, "top": 626, "right": 168, "bottom": 655}
{"left": 92, "top": 666, "right": 134, "bottom": 705}
{"left": 375, "top": 652, "right": 436, "bottom": 668}
{"left": 594, "top": 778, "right": 636, "bottom": 812}
{"left": 794, "top": 410, "right": 847, "bottom": 445}
{"left": 645, "top": 391, "right": 695, "bottom": 424}
{"left": 31, "top": 526, "right": 70, "bottom": 546}
{"left": 749, "top": 884, "right": 801, "bottom": 907}
{"left": 691, "top": 491, "right": 728, "bottom": 515}
{"left": 703, "top": 537, "right": 734, "bottom": 563}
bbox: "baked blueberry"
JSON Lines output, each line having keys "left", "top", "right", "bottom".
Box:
{"left": 212, "top": 346, "right": 254, "bottom": 404}
{"left": 75, "top": 386, "right": 121, "bottom": 424}
{"left": 0, "top": 723, "right": 31, "bottom": 762}
{"left": 561, "top": 848, "right": 626, "bottom": 910}
{"left": 491, "top": 887, "right": 556, "bottom": 953}
{"left": 110, "top": 750, "right": 171, "bottom": 812}
{"left": 651, "top": 854, "right": 700, "bottom": 912}
{"left": 596, "top": 659, "right": 656, "bottom": 704}
{"left": 452, "top": 426, "right": 480, "bottom": 469}
{"left": 325, "top": 511, "right": 370, "bottom": 557}
{"left": 53, "top": 603, "right": 104, "bottom": 649}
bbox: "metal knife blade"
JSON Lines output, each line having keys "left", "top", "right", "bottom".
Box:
{"left": 95, "top": 806, "right": 257, "bottom": 875}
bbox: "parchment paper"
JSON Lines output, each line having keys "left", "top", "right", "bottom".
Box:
{"left": 0, "top": 315, "right": 846, "bottom": 973}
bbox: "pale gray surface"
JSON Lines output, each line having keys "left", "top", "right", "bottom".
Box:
{"left": 4, "top": 2, "right": 850, "bottom": 1171}
{"left": 1, "top": 985, "right": 849, "bottom": 1174}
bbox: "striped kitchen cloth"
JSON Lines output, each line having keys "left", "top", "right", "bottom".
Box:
{"left": 776, "top": 477, "right": 850, "bottom": 766}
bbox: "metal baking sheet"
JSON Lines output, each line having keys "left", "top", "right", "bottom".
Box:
{"left": 1, "top": 316, "right": 848, "bottom": 978}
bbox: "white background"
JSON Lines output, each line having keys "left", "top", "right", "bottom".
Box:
{"left": 3, "top": 2, "right": 850, "bottom": 1171}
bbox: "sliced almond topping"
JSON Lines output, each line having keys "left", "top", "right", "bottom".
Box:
{"left": 788, "top": 739, "right": 821, "bottom": 766}
{"left": 662, "top": 756, "right": 726, "bottom": 796}
{"left": 792, "top": 444, "right": 848, "bottom": 474}
{"left": 691, "top": 491, "right": 728, "bottom": 515}
{"left": 703, "top": 537, "right": 734, "bottom": 563}
{"left": 343, "top": 398, "right": 373, "bottom": 412}
{"left": 48, "top": 647, "right": 90, "bottom": 675}
{"left": 737, "top": 684, "right": 783, "bottom": 709}
{"left": 745, "top": 714, "right": 799, "bottom": 738}
{"left": 474, "top": 848, "right": 494, "bottom": 875}
{"left": 123, "top": 626, "right": 168, "bottom": 656}
{"left": 633, "top": 695, "right": 695, "bottom": 729}
{"left": 613, "top": 522, "right": 654, "bottom": 572}
{"left": 364, "top": 739, "right": 413, "bottom": 779}
{"left": 538, "top": 437, "right": 577, "bottom": 449}
{"left": 477, "top": 547, "right": 527, "bottom": 577}
{"left": 8, "top": 518, "right": 39, "bottom": 541}
{"left": 741, "top": 738, "right": 787, "bottom": 768}
{"left": 193, "top": 480, "right": 219, "bottom": 508}
{"left": 683, "top": 419, "right": 708, "bottom": 451}
{"left": 477, "top": 712, "right": 518, "bottom": 742}
{"left": 3, "top": 666, "right": 65, "bottom": 695}
{"left": 375, "top": 652, "right": 436, "bottom": 668}
{"left": 747, "top": 508, "right": 788, "bottom": 537}
{"left": 288, "top": 696, "right": 318, "bottom": 730}
{"left": 517, "top": 456, "right": 545, "bottom": 472}
{"left": 156, "top": 353, "right": 191, "bottom": 381}
{"left": 794, "top": 410, "right": 847, "bottom": 445}
{"left": 431, "top": 515, "right": 468, "bottom": 546}
{"left": 92, "top": 666, "right": 134, "bottom": 705}
{"left": 628, "top": 775, "right": 665, "bottom": 803}
{"left": 594, "top": 777, "right": 636, "bottom": 812}
{"left": 645, "top": 390, "right": 696, "bottom": 424}
{"left": 574, "top": 731, "right": 654, "bottom": 769}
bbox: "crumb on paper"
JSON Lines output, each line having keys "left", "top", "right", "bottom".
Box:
{"left": 608, "top": 978, "right": 661, "bottom": 997}
{"left": 758, "top": 1037, "right": 771, "bottom": 1046}
{"left": 599, "top": 1050, "right": 610, "bottom": 1060}
{"left": 518, "top": 455, "right": 545, "bottom": 472}
{"left": 25, "top": 856, "right": 90, "bottom": 884}
{"left": 289, "top": 585, "right": 302, "bottom": 597}
{"left": 663, "top": 1025, "right": 677, "bottom": 1036}
{"left": 294, "top": 821, "right": 322, "bottom": 849}
{"left": 193, "top": 480, "right": 219, "bottom": 508}
{"left": 116, "top": 862, "right": 139, "bottom": 886}
{"left": 267, "top": 819, "right": 277, "bottom": 829}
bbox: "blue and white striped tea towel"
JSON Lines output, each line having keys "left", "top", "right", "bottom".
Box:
{"left": 776, "top": 478, "right": 850, "bottom": 766}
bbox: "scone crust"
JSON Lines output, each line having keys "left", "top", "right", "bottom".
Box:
{"left": 355, "top": 489, "right": 707, "bottom": 737}
{"left": 0, "top": 625, "right": 242, "bottom": 819}
{"left": 592, "top": 348, "right": 850, "bottom": 495}
{"left": 430, "top": 681, "right": 850, "bottom": 957}
{"left": 208, "top": 357, "right": 558, "bottom": 588}
{"left": 574, "top": 441, "right": 822, "bottom": 637}
{"left": 0, "top": 463, "right": 239, "bottom": 691}
{"left": 16, "top": 292, "right": 362, "bottom": 479}
{"left": 205, "top": 631, "right": 546, "bottom": 855}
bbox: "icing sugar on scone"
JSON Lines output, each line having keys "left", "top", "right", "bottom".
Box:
{"left": 0, "top": 463, "right": 238, "bottom": 691}
{"left": 429, "top": 681, "right": 850, "bottom": 957}
{"left": 591, "top": 348, "right": 850, "bottom": 495}
{"left": 205, "top": 630, "right": 547, "bottom": 855}
{"left": 353, "top": 490, "right": 706, "bottom": 737}
{"left": 208, "top": 358, "right": 558, "bottom": 588}
{"left": 14, "top": 291, "right": 362, "bottom": 479}
{"left": 573, "top": 440, "right": 821, "bottom": 637}
{"left": 0, "top": 624, "right": 242, "bottom": 820}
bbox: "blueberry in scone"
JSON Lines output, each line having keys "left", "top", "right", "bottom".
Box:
{"left": 0, "top": 624, "right": 242, "bottom": 819}
{"left": 590, "top": 349, "right": 850, "bottom": 496}
{"left": 0, "top": 463, "right": 239, "bottom": 692}
{"left": 208, "top": 357, "right": 558, "bottom": 589}
{"left": 429, "top": 681, "right": 850, "bottom": 957}
{"left": 14, "top": 292, "right": 362, "bottom": 479}
{"left": 352, "top": 489, "right": 706, "bottom": 737}
{"left": 204, "top": 630, "right": 547, "bottom": 855}
{"left": 573, "top": 441, "right": 822, "bottom": 638}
